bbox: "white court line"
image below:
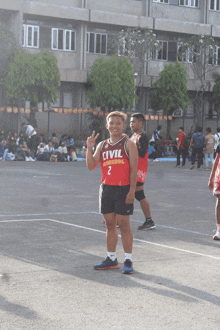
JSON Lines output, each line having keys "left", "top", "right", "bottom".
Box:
{"left": 47, "top": 219, "right": 220, "bottom": 261}
{"left": 1, "top": 218, "right": 219, "bottom": 261}
{"left": 0, "top": 219, "right": 51, "bottom": 223}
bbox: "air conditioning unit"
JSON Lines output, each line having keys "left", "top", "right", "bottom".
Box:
{"left": 172, "top": 109, "right": 183, "bottom": 117}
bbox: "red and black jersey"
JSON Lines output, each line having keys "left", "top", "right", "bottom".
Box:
{"left": 100, "top": 136, "right": 130, "bottom": 186}
{"left": 130, "top": 131, "right": 148, "bottom": 183}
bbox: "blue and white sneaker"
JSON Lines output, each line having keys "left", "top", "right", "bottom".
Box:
{"left": 122, "top": 259, "right": 134, "bottom": 274}
{"left": 94, "top": 257, "right": 120, "bottom": 270}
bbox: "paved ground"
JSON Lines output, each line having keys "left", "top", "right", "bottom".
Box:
{"left": 0, "top": 159, "right": 219, "bottom": 330}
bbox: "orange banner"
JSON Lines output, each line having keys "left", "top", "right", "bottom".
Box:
{"left": 0, "top": 107, "right": 5, "bottom": 112}
{"left": 150, "top": 115, "right": 155, "bottom": 120}
{"left": 7, "top": 107, "right": 12, "bottom": 113}
{"left": 164, "top": 115, "right": 167, "bottom": 120}
{"left": 78, "top": 108, "right": 83, "bottom": 113}
{"left": 145, "top": 115, "right": 149, "bottom": 120}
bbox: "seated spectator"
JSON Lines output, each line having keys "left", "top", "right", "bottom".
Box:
{"left": 22, "top": 141, "right": 35, "bottom": 161}
{"left": 44, "top": 140, "right": 54, "bottom": 161}
{"left": 4, "top": 139, "right": 17, "bottom": 160}
{"left": 51, "top": 132, "right": 58, "bottom": 144}
{"left": 58, "top": 142, "right": 68, "bottom": 161}
{"left": 36, "top": 142, "right": 49, "bottom": 161}
{"left": 148, "top": 141, "right": 159, "bottom": 160}
{"left": 0, "top": 138, "right": 4, "bottom": 159}
{"left": 66, "top": 135, "right": 77, "bottom": 161}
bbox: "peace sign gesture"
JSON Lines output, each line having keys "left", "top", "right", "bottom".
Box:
{"left": 87, "top": 131, "right": 100, "bottom": 149}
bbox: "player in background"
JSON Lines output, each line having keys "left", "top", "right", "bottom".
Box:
{"left": 86, "top": 111, "right": 138, "bottom": 274}
{"left": 208, "top": 141, "right": 220, "bottom": 240}
{"left": 130, "top": 113, "right": 156, "bottom": 230}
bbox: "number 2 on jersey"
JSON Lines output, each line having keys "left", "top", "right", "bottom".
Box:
{"left": 107, "top": 166, "right": 111, "bottom": 175}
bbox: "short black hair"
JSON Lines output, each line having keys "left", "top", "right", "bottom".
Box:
{"left": 197, "top": 127, "right": 203, "bottom": 133}
{"left": 131, "top": 113, "right": 145, "bottom": 122}
{"left": 157, "top": 125, "right": 162, "bottom": 130}
{"left": 179, "top": 126, "right": 184, "bottom": 131}
{"left": 217, "top": 127, "right": 220, "bottom": 133}
{"left": 206, "top": 127, "right": 211, "bottom": 133}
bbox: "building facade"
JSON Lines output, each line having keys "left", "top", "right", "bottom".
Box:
{"left": 0, "top": 0, "right": 220, "bottom": 136}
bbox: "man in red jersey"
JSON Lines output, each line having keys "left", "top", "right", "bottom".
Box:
{"left": 130, "top": 113, "right": 156, "bottom": 230}
{"left": 86, "top": 111, "right": 138, "bottom": 274}
{"left": 176, "top": 126, "right": 187, "bottom": 168}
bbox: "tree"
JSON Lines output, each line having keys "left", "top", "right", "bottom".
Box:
{"left": 108, "top": 27, "right": 159, "bottom": 111}
{"left": 213, "top": 75, "right": 220, "bottom": 115}
{"left": 4, "top": 50, "right": 60, "bottom": 126}
{"left": 151, "top": 62, "right": 189, "bottom": 137}
{"left": 87, "top": 55, "right": 136, "bottom": 111}
{"left": 178, "top": 35, "right": 218, "bottom": 127}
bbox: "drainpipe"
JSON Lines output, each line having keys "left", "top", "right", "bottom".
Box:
{"left": 82, "top": 0, "right": 87, "bottom": 8}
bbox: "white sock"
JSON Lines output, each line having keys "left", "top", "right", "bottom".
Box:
{"left": 108, "top": 252, "right": 116, "bottom": 261}
{"left": 125, "top": 253, "right": 132, "bottom": 261}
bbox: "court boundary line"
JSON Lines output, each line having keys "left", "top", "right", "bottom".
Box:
{"left": 0, "top": 211, "right": 213, "bottom": 237}
{"left": 1, "top": 218, "right": 219, "bottom": 261}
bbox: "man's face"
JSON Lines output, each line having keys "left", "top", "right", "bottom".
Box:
{"left": 178, "top": 129, "right": 182, "bottom": 133}
{"left": 130, "top": 117, "right": 142, "bottom": 132}
{"left": 106, "top": 116, "right": 125, "bottom": 135}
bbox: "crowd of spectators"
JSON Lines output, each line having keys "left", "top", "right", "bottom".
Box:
{"left": 0, "top": 124, "right": 78, "bottom": 162}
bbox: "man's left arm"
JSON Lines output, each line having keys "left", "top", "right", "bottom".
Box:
{"left": 138, "top": 133, "right": 149, "bottom": 158}
{"left": 125, "top": 139, "right": 138, "bottom": 204}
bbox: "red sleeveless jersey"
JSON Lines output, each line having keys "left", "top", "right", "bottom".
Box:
{"left": 100, "top": 136, "right": 130, "bottom": 186}
{"left": 130, "top": 131, "right": 148, "bottom": 183}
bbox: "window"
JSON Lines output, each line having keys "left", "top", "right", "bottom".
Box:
{"left": 210, "top": 0, "right": 220, "bottom": 10}
{"left": 179, "top": 0, "right": 199, "bottom": 7}
{"left": 153, "top": 0, "right": 169, "bottom": 3}
{"left": 209, "top": 46, "right": 220, "bottom": 65}
{"left": 87, "top": 33, "right": 107, "bottom": 55}
{"left": 177, "top": 42, "right": 193, "bottom": 62}
{"left": 22, "top": 24, "right": 39, "bottom": 48}
{"left": 152, "top": 41, "right": 168, "bottom": 60}
{"left": 52, "top": 28, "right": 76, "bottom": 51}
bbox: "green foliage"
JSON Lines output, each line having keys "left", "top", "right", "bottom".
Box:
{"left": 151, "top": 62, "right": 189, "bottom": 115}
{"left": 0, "top": 21, "right": 20, "bottom": 78}
{"left": 213, "top": 75, "right": 220, "bottom": 113}
{"left": 4, "top": 50, "right": 60, "bottom": 107}
{"left": 87, "top": 55, "right": 136, "bottom": 111}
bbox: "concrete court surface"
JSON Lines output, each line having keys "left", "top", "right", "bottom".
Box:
{"left": 0, "top": 159, "right": 220, "bottom": 330}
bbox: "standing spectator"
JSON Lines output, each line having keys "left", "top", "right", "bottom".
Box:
{"left": 189, "top": 127, "right": 205, "bottom": 170}
{"left": 66, "top": 135, "right": 77, "bottom": 161}
{"left": 176, "top": 127, "right": 188, "bottom": 168}
{"left": 208, "top": 142, "right": 220, "bottom": 240}
{"left": 21, "top": 123, "right": 38, "bottom": 157}
{"left": 150, "top": 125, "right": 162, "bottom": 142}
{"left": 130, "top": 113, "right": 156, "bottom": 231}
{"left": 214, "top": 127, "right": 220, "bottom": 158}
{"left": 204, "top": 127, "right": 215, "bottom": 170}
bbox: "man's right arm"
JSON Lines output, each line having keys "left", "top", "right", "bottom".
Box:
{"left": 86, "top": 131, "right": 101, "bottom": 171}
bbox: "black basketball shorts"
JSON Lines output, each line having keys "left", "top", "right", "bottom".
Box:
{"left": 99, "top": 184, "right": 134, "bottom": 215}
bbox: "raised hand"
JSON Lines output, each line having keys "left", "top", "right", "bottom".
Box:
{"left": 87, "top": 131, "right": 100, "bottom": 149}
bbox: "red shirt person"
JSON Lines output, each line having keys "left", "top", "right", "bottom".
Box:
{"left": 176, "top": 126, "right": 188, "bottom": 168}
